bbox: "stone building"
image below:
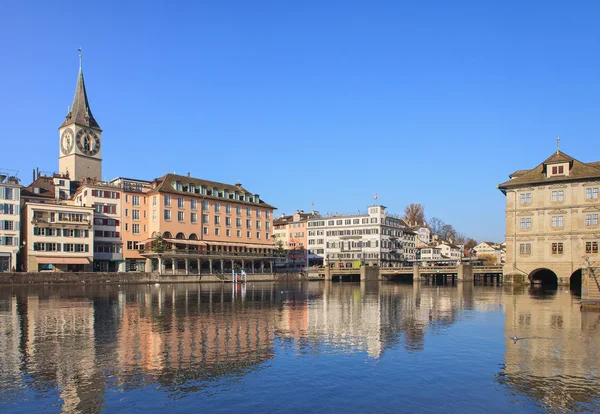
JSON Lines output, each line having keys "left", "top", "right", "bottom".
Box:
{"left": 0, "top": 172, "right": 21, "bottom": 271}
{"left": 498, "top": 148, "right": 600, "bottom": 286}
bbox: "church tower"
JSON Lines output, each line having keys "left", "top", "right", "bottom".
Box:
{"left": 58, "top": 60, "right": 102, "bottom": 182}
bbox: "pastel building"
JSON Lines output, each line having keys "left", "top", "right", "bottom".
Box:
{"left": 273, "top": 210, "right": 313, "bottom": 267}
{"left": 73, "top": 181, "right": 124, "bottom": 272}
{"left": 0, "top": 172, "right": 21, "bottom": 271}
{"left": 111, "top": 177, "right": 152, "bottom": 272}
{"left": 142, "top": 174, "right": 277, "bottom": 275}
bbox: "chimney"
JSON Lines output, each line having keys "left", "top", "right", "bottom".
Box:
{"left": 33, "top": 168, "right": 36, "bottom": 182}
{"left": 235, "top": 181, "right": 242, "bottom": 187}
{"left": 187, "top": 172, "right": 190, "bottom": 177}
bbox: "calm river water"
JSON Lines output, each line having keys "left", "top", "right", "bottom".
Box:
{"left": 0, "top": 281, "right": 599, "bottom": 413}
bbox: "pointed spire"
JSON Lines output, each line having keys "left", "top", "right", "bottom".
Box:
{"left": 556, "top": 136, "right": 561, "bottom": 154}
{"left": 60, "top": 58, "right": 100, "bottom": 130}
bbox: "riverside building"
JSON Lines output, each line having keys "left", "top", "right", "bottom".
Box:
{"left": 498, "top": 146, "right": 600, "bottom": 286}
{"left": 0, "top": 172, "right": 21, "bottom": 272}
{"left": 273, "top": 210, "right": 313, "bottom": 268}
{"left": 307, "top": 205, "right": 409, "bottom": 268}
{"left": 141, "top": 174, "right": 277, "bottom": 275}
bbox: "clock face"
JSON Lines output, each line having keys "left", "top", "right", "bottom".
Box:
{"left": 61, "top": 129, "right": 74, "bottom": 155}
{"left": 76, "top": 129, "right": 101, "bottom": 156}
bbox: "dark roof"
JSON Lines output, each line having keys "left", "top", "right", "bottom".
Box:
{"left": 21, "top": 176, "right": 58, "bottom": 200}
{"left": 149, "top": 173, "right": 276, "bottom": 209}
{"left": 59, "top": 68, "right": 100, "bottom": 130}
{"left": 498, "top": 151, "right": 600, "bottom": 191}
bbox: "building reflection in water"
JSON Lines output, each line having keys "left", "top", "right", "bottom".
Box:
{"left": 499, "top": 287, "right": 600, "bottom": 413}
{"left": 1, "top": 282, "right": 598, "bottom": 412}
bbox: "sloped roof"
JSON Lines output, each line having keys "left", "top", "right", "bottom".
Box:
{"left": 149, "top": 173, "right": 276, "bottom": 209}
{"left": 60, "top": 69, "right": 100, "bottom": 130}
{"left": 498, "top": 151, "right": 600, "bottom": 191}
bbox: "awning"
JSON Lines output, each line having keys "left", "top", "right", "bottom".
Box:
{"left": 36, "top": 257, "right": 91, "bottom": 265}
{"left": 205, "top": 241, "right": 274, "bottom": 249}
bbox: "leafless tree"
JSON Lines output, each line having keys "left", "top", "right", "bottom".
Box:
{"left": 403, "top": 203, "right": 425, "bottom": 225}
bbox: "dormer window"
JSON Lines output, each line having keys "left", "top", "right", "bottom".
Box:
{"left": 547, "top": 162, "right": 569, "bottom": 178}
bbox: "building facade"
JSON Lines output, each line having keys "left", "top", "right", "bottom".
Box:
{"left": 498, "top": 150, "right": 600, "bottom": 285}
{"left": 141, "top": 174, "right": 277, "bottom": 274}
{"left": 273, "top": 210, "right": 312, "bottom": 268}
{"left": 111, "top": 177, "right": 152, "bottom": 272}
{"left": 21, "top": 203, "right": 94, "bottom": 272}
{"left": 307, "top": 205, "right": 411, "bottom": 268}
{"left": 0, "top": 173, "right": 21, "bottom": 271}
{"left": 73, "top": 181, "right": 124, "bottom": 272}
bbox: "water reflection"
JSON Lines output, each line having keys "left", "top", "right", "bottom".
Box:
{"left": 499, "top": 286, "right": 600, "bottom": 413}
{"left": 0, "top": 282, "right": 598, "bottom": 412}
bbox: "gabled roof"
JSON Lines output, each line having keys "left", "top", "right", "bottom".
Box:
{"left": 498, "top": 150, "right": 600, "bottom": 192}
{"left": 149, "top": 173, "right": 276, "bottom": 209}
{"left": 60, "top": 68, "right": 100, "bottom": 130}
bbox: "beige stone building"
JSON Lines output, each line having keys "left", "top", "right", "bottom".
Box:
{"left": 498, "top": 149, "right": 600, "bottom": 286}
{"left": 0, "top": 173, "right": 21, "bottom": 271}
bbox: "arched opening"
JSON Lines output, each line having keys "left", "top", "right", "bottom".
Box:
{"left": 529, "top": 268, "right": 558, "bottom": 287}
{"left": 189, "top": 233, "right": 198, "bottom": 240}
{"left": 162, "top": 231, "right": 172, "bottom": 239}
{"left": 570, "top": 269, "right": 582, "bottom": 295}
{"left": 176, "top": 232, "right": 185, "bottom": 240}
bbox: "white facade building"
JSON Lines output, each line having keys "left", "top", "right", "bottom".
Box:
{"left": 307, "top": 205, "right": 412, "bottom": 268}
{"left": 0, "top": 174, "right": 21, "bottom": 271}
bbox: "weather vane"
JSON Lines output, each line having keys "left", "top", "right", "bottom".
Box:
{"left": 556, "top": 136, "right": 560, "bottom": 154}
{"left": 77, "top": 47, "right": 82, "bottom": 70}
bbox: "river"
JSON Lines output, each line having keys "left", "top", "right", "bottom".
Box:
{"left": 0, "top": 281, "right": 598, "bottom": 413}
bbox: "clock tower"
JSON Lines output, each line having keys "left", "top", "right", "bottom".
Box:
{"left": 58, "top": 63, "right": 102, "bottom": 182}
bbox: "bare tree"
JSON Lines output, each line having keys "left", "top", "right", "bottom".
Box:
{"left": 428, "top": 217, "right": 445, "bottom": 237}
{"left": 439, "top": 224, "right": 457, "bottom": 241}
{"left": 403, "top": 203, "right": 425, "bottom": 225}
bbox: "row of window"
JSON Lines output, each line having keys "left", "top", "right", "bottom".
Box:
{"left": 308, "top": 218, "right": 380, "bottom": 227}
{"left": 94, "top": 244, "right": 122, "bottom": 253}
{"left": 0, "top": 187, "right": 18, "bottom": 201}
{"left": 520, "top": 188, "right": 599, "bottom": 204}
{"left": 0, "top": 220, "right": 19, "bottom": 230}
{"left": 162, "top": 210, "right": 270, "bottom": 230}
{"left": 519, "top": 241, "right": 599, "bottom": 255}
{"left": 94, "top": 230, "right": 121, "bottom": 238}
{"left": 520, "top": 214, "right": 598, "bottom": 229}
{"left": 90, "top": 189, "right": 120, "bottom": 199}
{"left": 327, "top": 240, "right": 379, "bottom": 248}
{"left": 124, "top": 195, "right": 143, "bottom": 206}
{"left": 194, "top": 227, "right": 268, "bottom": 239}
{"left": 0, "top": 203, "right": 17, "bottom": 215}
{"left": 94, "top": 204, "right": 118, "bottom": 215}
{"left": 33, "top": 227, "right": 89, "bottom": 237}
{"left": 33, "top": 243, "right": 89, "bottom": 252}
{"left": 0, "top": 236, "right": 17, "bottom": 246}
{"left": 161, "top": 196, "right": 270, "bottom": 218}
{"left": 327, "top": 229, "right": 379, "bottom": 236}
{"left": 170, "top": 181, "right": 260, "bottom": 204}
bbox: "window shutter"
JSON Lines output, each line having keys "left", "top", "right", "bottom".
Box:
{"left": 116, "top": 232, "right": 120, "bottom": 238}
{"left": 115, "top": 220, "right": 120, "bottom": 226}
{"left": 116, "top": 192, "right": 120, "bottom": 199}
{"left": 92, "top": 190, "right": 97, "bottom": 197}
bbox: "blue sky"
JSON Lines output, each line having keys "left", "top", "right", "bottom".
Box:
{"left": 1, "top": 1, "right": 599, "bottom": 242}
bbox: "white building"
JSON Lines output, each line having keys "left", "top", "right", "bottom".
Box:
{"left": 473, "top": 241, "right": 505, "bottom": 264}
{"left": 0, "top": 173, "right": 21, "bottom": 271}
{"left": 307, "top": 205, "right": 411, "bottom": 268}
{"left": 411, "top": 224, "right": 431, "bottom": 247}
{"left": 417, "top": 246, "right": 442, "bottom": 263}
{"left": 21, "top": 203, "right": 94, "bottom": 272}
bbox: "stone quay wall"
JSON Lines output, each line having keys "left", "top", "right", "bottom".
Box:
{"left": 0, "top": 272, "right": 297, "bottom": 286}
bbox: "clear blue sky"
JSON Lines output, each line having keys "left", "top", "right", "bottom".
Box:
{"left": 1, "top": 1, "right": 599, "bottom": 242}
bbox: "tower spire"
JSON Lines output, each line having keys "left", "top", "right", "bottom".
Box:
{"left": 59, "top": 49, "right": 100, "bottom": 130}
{"left": 557, "top": 136, "right": 561, "bottom": 154}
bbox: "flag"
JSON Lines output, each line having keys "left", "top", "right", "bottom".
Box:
{"left": 374, "top": 193, "right": 378, "bottom": 200}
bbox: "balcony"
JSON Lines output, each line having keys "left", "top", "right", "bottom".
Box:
{"left": 94, "top": 252, "right": 123, "bottom": 261}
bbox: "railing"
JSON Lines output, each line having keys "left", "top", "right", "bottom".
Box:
{"left": 139, "top": 249, "right": 283, "bottom": 259}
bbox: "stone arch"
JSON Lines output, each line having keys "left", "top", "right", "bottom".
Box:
{"left": 176, "top": 232, "right": 186, "bottom": 240}
{"left": 529, "top": 268, "right": 558, "bottom": 286}
{"left": 570, "top": 268, "right": 583, "bottom": 294}
{"left": 151, "top": 231, "right": 161, "bottom": 238}
{"left": 189, "top": 233, "right": 199, "bottom": 240}
{"left": 162, "top": 231, "right": 173, "bottom": 239}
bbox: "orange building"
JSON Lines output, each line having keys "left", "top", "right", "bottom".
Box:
{"left": 273, "top": 210, "right": 312, "bottom": 268}
{"left": 141, "top": 174, "right": 277, "bottom": 275}
{"left": 110, "top": 177, "right": 153, "bottom": 272}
